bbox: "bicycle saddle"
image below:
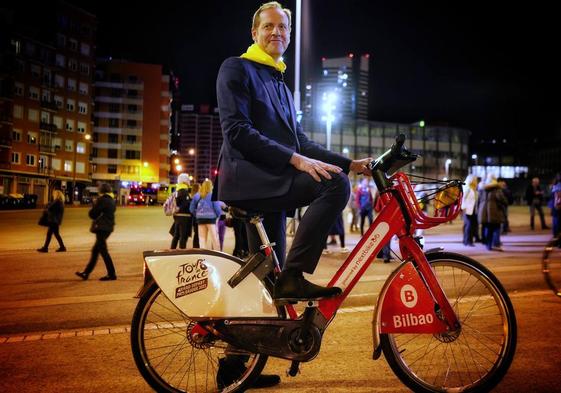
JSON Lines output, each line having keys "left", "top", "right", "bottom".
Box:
{"left": 229, "top": 207, "right": 264, "bottom": 221}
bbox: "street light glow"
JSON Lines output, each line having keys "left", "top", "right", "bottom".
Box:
{"left": 175, "top": 165, "right": 182, "bottom": 171}
{"left": 143, "top": 162, "right": 148, "bottom": 167}
{"left": 188, "top": 148, "right": 195, "bottom": 155}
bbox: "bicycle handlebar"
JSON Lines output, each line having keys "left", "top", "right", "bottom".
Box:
{"left": 369, "top": 133, "right": 418, "bottom": 191}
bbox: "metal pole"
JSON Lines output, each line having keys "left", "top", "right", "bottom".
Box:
{"left": 293, "top": 0, "right": 301, "bottom": 113}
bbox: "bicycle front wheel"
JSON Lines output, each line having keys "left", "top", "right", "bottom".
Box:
{"left": 131, "top": 282, "right": 268, "bottom": 392}
{"left": 380, "top": 252, "right": 517, "bottom": 393}
{"left": 543, "top": 237, "right": 561, "bottom": 297}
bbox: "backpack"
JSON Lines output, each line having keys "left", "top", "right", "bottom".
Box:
{"left": 163, "top": 192, "right": 178, "bottom": 216}
{"left": 195, "top": 197, "right": 217, "bottom": 220}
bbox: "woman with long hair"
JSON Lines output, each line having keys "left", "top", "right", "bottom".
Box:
{"left": 37, "top": 189, "right": 66, "bottom": 252}
{"left": 190, "top": 179, "right": 223, "bottom": 250}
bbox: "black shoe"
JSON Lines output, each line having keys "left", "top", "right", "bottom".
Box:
{"left": 56, "top": 247, "right": 67, "bottom": 252}
{"left": 75, "top": 271, "right": 88, "bottom": 280}
{"left": 37, "top": 247, "right": 48, "bottom": 253}
{"left": 253, "top": 374, "right": 281, "bottom": 388}
{"left": 273, "top": 270, "right": 342, "bottom": 304}
{"left": 99, "top": 275, "right": 117, "bottom": 281}
{"left": 217, "top": 357, "right": 280, "bottom": 389}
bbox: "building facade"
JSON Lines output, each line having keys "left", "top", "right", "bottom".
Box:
{"left": 92, "top": 60, "right": 171, "bottom": 196}
{"left": 300, "top": 116, "right": 470, "bottom": 180}
{"left": 0, "top": 3, "right": 96, "bottom": 204}
{"left": 175, "top": 105, "right": 222, "bottom": 184}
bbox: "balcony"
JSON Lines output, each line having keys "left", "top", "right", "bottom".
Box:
{"left": 0, "top": 136, "right": 12, "bottom": 148}
{"left": 0, "top": 110, "right": 12, "bottom": 123}
{"left": 40, "top": 99, "right": 58, "bottom": 111}
{"left": 39, "top": 144, "right": 56, "bottom": 154}
{"left": 39, "top": 122, "right": 58, "bottom": 133}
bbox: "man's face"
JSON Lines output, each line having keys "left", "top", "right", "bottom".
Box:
{"left": 252, "top": 8, "right": 290, "bottom": 61}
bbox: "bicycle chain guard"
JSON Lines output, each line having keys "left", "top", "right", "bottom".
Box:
{"left": 379, "top": 261, "right": 448, "bottom": 334}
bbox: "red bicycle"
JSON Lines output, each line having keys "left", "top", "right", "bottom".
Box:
{"left": 131, "top": 135, "right": 517, "bottom": 392}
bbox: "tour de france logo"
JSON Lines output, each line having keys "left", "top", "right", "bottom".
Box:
{"left": 175, "top": 259, "right": 208, "bottom": 298}
{"left": 400, "top": 284, "right": 418, "bottom": 308}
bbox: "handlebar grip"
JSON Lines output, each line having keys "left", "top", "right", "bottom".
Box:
{"left": 391, "top": 134, "right": 406, "bottom": 154}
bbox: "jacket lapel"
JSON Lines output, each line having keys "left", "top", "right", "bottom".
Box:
{"left": 256, "top": 66, "right": 295, "bottom": 134}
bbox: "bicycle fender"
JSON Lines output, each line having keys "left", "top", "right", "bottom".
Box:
{"left": 371, "top": 260, "right": 448, "bottom": 359}
{"left": 143, "top": 249, "right": 277, "bottom": 318}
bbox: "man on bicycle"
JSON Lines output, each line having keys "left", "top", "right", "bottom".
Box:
{"left": 215, "top": 1, "right": 371, "bottom": 303}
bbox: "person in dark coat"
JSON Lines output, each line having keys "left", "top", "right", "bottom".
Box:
{"left": 75, "top": 183, "right": 117, "bottom": 281}
{"left": 37, "top": 189, "right": 66, "bottom": 252}
{"left": 525, "top": 177, "right": 549, "bottom": 230}
{"left": 478, "top": 175, "right": 508, "bottom": 251}
{"left": 170, "top": 173, "right": 193, "bottom": 249}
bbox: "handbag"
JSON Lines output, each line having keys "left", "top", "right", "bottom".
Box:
{"left": 90, "top": 213, "right": 104, "bottom": 233}
{"left": 38, "top": 210, "right": 49, "bottom": 227}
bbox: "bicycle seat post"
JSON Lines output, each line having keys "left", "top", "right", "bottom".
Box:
{"left": 250, "top": 215, "right": 282, "bottom": 271}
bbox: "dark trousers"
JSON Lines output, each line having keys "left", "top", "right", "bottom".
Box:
{"left": 229, "top": 172, "right": 350, "bottom": 274}
{"left": 84, "top": 231, "right": 115, "bottom": 276}
{"left": 530, "top": 204, "right": 547, "bottom": 229}
{"left": 232, "top": 218, "right": 249, "bottom": 258}
{"left": 192, "top": 222, "right": 200, "bottom": 248}
{"left": 483, "top": 223, "right": 501, "bottom": 250}
{"left": 462, "top": 213, "right": 477, "bottom": 245}
{"left": 359, "top": 209, "right": 373, "bottom": 235}
{"left": 171, "top": 216, "right": 191, "bottom": 249}
{"left": 43, "top": 224, "right": 65, "bottom": 248}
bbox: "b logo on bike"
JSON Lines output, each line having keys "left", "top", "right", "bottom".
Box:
{"left": 175, "top": 259, "right": 208, "bottom": 298}
{"left": 380, "top": 262, "right": 447, "bottom": 334}
{"left": 400, "top": 284, "right": 418, "bottom": 308}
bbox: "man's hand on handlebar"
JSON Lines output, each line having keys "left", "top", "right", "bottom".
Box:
{"left": 290, "top": 152, "right": 342, "bottom": 182}
{"left": 350, "top": 158, "right": 373, "bottom": 176}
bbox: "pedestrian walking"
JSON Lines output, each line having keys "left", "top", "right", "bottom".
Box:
{"left": 499, "top": 179, "right": 513, "bottom": 234}
{"left": 170, "top": 173, "right": 193, "bottom": 249}
{"left": 349, "top": 184, "right": 359, "bottom": 233}
{"left": 37, "top": 189, "right": 66, "bottom": 252}
{"left": 549, "top": 173, "right": 561, "bottom": 237}
{"left": 525, "top": 177, "right": 549, "bottom": 230}
{"left": 190, "top": 179, "right": 223, "bottom": 250}
{"left": 356, "top": 178, "right": 374, "bottom": 235}
{"left": 324, "top": 213, "right": 348, "bottom": 253}
{"left": 190, "top": 183, "right": 201, "bottom": 248}
{"left": 461, "top": 174, "right": 478, "bottom": 247}
{"left": 75, "top": 183, "right": 117, "bottom": 281}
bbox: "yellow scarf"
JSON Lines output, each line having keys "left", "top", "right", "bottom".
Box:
{"left": 102, "top": 192, "right": 115, "bottom": 199}
{"left": 240, "top": 43, "right": 286, "bottom": 73}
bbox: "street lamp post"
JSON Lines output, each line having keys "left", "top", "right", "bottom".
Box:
{"left": 322, "top": 92, "right": 337, "bottom": 151}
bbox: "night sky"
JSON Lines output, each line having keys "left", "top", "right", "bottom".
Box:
{"left": 66, "top": 0, "right": 560, "bottom": 142}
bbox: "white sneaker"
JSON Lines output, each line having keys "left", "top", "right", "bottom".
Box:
{"left": 322, "top": 249, "right": 332, "bottom": 255}
{"left": 338, "top": 247, "right": 350, "bottom": 253}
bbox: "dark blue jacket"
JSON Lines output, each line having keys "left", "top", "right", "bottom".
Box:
{"left": 215, "top": 57, "right": 351, "bottom": 201}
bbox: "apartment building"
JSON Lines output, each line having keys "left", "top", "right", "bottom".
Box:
{"left": 0, "top": 3, "right": 96, "bottom": 204}
{"left": 92, "top": 60, "right": 171, "bottom": 196}
{"left": 175, "top": 105, "right": 222, "bottom": 184}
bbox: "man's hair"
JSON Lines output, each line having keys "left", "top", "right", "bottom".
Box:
{"left": 252, "top": 1, "right": 292, "bottom": 30}
{"left": 99, "top": 183, "right": 112, "bottom": 194}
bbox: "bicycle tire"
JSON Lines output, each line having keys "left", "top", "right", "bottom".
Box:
{"left": 542, "top": 237, "right": 561, "bottom": 297}
{"left": 131, "top": 281, "right": 269, "bottom": 392}
{"left": 380, "top": 252, "right": 517, "bottom": 393}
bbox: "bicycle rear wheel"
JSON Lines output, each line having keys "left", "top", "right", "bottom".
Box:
{"left": 380, "top": 252, "right": 517, "bottom": 393}
{"left": 131, "top": 282, "right": 268, "bottom": 392}
{"left": 543, "top": 237, "right": 561, "bottom": 297}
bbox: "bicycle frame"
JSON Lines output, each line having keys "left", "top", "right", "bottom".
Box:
{"left": 283, "top": 172, "right": 461, "bottom": 337}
